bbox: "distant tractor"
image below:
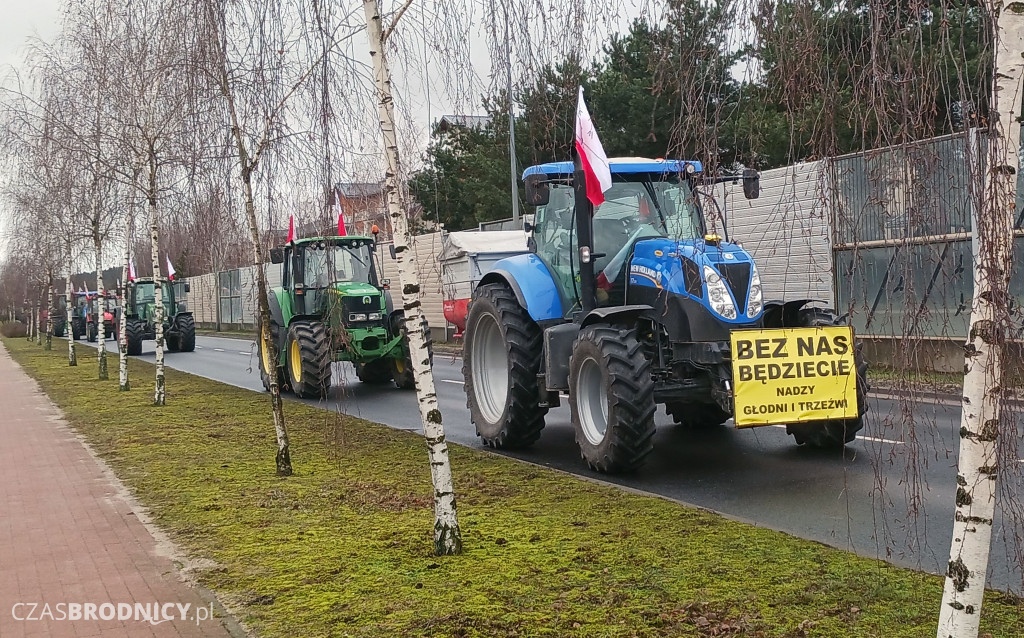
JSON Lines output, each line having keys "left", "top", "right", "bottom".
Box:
{"left": 123, "top": 278, "right": 195, "bottom": 355}
{"left": 260, "top": 235, "right": 429, "bottom": 399}
{"left": 85, "top": 292, "right": 118, "bottom": 342}
{"left": 50, "top": 295, "right": 68, "bottom": 337}
{"left": 462, "top": 158, "right": 868, "bottom": 474}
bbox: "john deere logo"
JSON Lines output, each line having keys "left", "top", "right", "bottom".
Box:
{"left": 362, "top": 296, "right": 371, "bottom": 305}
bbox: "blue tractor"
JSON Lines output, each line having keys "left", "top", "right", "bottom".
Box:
{"left": 462, "top": 158, "right": 868, "bottom": 473}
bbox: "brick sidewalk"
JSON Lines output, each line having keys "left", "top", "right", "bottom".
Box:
{"left": 0, "top": 345, "right": 237, "bottom": 638}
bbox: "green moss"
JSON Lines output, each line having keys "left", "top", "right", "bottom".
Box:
{"left": 5, "top": 338, "right": 1023, "bottom": 637}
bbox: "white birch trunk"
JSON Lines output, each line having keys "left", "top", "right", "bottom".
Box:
{"left": 95, "top": 236, "right": 108, "bottom": 380}
{"left": 119, "top": 231, "right": 130, "bottom": 391}
{"left": 364, "top": 0, "right": 462, "bottom": 556}
{"left": 936, "top": 4, "right": 1024, "bottom": 636}
{"left": 149, "top": 154, "right": 166, "bottom": 405}
{"left": 66, "top": 273, "right": 77, "bottom": 366}
{"left": 45, "top": 279, "right": 53, "bottom": 351}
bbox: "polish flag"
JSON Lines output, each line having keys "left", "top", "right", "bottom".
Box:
{"left": 286, "top": 214, "right": 296, "bottom": 243}
{"left": 128, "top": 260, "right": 136, "bottom": 282}
{"left": 334, "top": 191, "right": 347, "bottom": 236}
{"left": 574, "top": 86, "right": 612, "bottom": 208}
{"left": 166, "top": 257, "right": 176, "bottom": 281}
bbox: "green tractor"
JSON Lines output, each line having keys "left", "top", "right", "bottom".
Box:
{"left": 260, "top": 235, "right": 430, "bottom": 399}
{"left": 123, "top": 278, "right": 195, "bottom": 355}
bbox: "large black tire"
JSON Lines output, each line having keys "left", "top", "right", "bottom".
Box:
{"left": 785, "top": 307, "right": 869, "bottom": 449}
{"left": 258, "top": 325, "right": 289, "bottom": 392}
{"left": 286, "top": 321, "right": 332, "bottom": 399}
{"left": 391, "top": 312, "right": 433, "bottom": 390}
{"left": 176, "top": 315, "right": 196, "bottom": 352}
{"left": 53, "top": 323, "right": 66, "bottom": 338}
{"left": 463, "top": 283, "right": 547, "bottom": 449}
{"left": 666, "top": 401, "right": 730, "bottom": 428}
{"left": 568, "top": 325, "right": 656, "bottom": 473}
{"left": 356, "top": 358, "right": 393, "bottom": 384}
{"left": 72, "top": 319, "right": 83, "bottom": 341}
{"left": 86, "top": 322, "right": 98, "bottom": 343}
{"left": 125, "top": 319, "right": 144, "bottom": 356}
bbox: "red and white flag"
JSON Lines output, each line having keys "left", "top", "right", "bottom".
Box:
{"left": 286, "top": 214, "right": 296, "bottom": 243}
{"left": 575, "top": 86, "right": 612, "bottom": 208}
{"left": 334, "top": 191, "right": 347, "bottom": 236}
{"left": 166, "top": 257, "right": 176, "bottom": 281}
{"left": 128, "top": 260, "right": 136, "bottom": 282}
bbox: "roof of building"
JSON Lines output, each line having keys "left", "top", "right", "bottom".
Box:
{"left": 437, "top": 114, "right": 492, "bottom": 131}
{"left": 335, "top": 182, "right": 383, "bottom": 198}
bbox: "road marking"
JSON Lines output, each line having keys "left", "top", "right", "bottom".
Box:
{"left": 768, "top": 424, "right": 903, "bottom": 445}
{"left": 239, "top": 351, "right": 250, "bottom": 356}
{"left": 439, "top": 379, "right": 463, "bottom": 385}
{"left": 196, "top": 345, "right": 203, "bottom": 349}
{"left": 213, "top": 348, "right": 225, "bottom": 352}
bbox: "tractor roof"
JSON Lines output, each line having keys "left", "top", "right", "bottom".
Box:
{"left": 522, "top": 157, "right": 702, "bottom": 179}
{"left": 290, "top": 235, "right": 374, "bottom": 246}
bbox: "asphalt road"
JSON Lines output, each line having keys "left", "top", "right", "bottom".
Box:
{"left": 76, "top": 335, "right": 1024, "bottom": 592}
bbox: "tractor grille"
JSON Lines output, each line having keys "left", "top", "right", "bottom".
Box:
{"left": 342, "top": 295, "right": 379, "bottom": 315}
{"left": 718, "top": 263, "right": 751, "bottom": 314}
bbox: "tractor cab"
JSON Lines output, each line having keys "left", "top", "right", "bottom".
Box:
{"left": 127, "top": 278, "right": 177, "bottom": 321}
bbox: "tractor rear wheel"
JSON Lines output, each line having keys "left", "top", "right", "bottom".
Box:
{"left": 666, "top": 401, "right": 729, "bottom": 428}
{"left": 391, "top": 312, "right": 432, "bottom": 390}
{"left": 72, "top": 319, "right": 82, "bottom": 340}
{"left": 569, "top": 325, "right": 656, "bottom": 473}
{"left": 785, "top": 307, "right": 868, "bottom": 449}
{"left": 463, "top": 283, "right": 547, "bottom": 449}
{"left": 86, "top": 322, "right": 98, "bottom": 343}
{"left": 356, "top": 359, "right": 392, "bottom": 384}
{"left": 125, "top": 320, "right": 144, "bottom": 356}
{"left": 176, "top": 315, "right": 196, "bottom": 352}
{"left": 286, "top": 321, "right": 332, "bottom": 399}
{"left": 54, "top": 323, "right": 66, "bottom": 338}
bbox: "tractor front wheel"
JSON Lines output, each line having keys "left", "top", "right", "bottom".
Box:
{"left": 463, "top": 283, "right": 547, "bottom": 449}
{"left": 86, "top": 322, "right": 98, "bottom": 343}
{"left": 125, "top": 320, "right": 144, "bottom": 356}
{"left": 259, "top": 326, "right": 288, "bottom": 392}
{"left": 286, "top": 321, "right": 332, "bottom": 399}
{"left": 391, "top": 311, "right": 432, "bottom": 390}
{"left": 569, "top": 325, "right": 656, "bottom": 473}
{"left": 785, "top": 306, "right": 868, "bottom": 450}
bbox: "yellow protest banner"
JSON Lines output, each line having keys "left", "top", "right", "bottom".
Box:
{"left": 730, "top": 326, "right": 858, "bottom": 427}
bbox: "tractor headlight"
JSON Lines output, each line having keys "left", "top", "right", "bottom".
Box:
{"left": 349, "top": 313, "right": 367, "bottom": 322}
{"left": 703, "top": 266, "right": 737, "bottom": 320}
{"left": 368, "top": 312, "right": 382, "bottom": 321}
{"left": 747, "top": 265, "right": 763, "bottom": 318}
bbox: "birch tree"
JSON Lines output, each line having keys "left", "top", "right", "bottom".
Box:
{"left": 364, "top": 0, "right": 461, "bottom": 555}
{"left": 936, "top": 4, "right": 1024, "bottom": 635}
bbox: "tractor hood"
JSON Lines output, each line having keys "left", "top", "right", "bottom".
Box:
{"left": 628, "top": 237, "right": 763, "bottom": 323}
{"left": 328, "top": 281, "right": 380, "bottom": 297}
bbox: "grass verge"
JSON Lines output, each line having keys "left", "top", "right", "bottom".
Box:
{"left": 5, "top": 337, "right": 1022, "bottom": 637}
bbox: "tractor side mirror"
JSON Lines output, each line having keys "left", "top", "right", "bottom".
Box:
{"left": 382, "top": 278, "right": 391, "bottom": 289}
{"left": 742, "top": 168, "right": 760, "bottom": 200}
{"left": 525, "top": 174, "right": 550, "bottom": 206}
{"left": 270, "top": 247, "right": 285, "bottom": 264}
{"left": 389, "top": 244, "right": 397, "bottom": 260}
{"left": 184, "top": 282, "right": 191, "bottom": 293}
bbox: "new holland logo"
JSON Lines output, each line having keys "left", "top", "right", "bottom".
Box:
{"left": 362, "top": 296, "right": 371, "bottom": 305}
{"left": 629, "top": 264, "right": 662, "bottom": 287}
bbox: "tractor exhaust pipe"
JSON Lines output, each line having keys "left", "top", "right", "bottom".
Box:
{"left": 573, "top": 151, "right": 597, "bottom": 314}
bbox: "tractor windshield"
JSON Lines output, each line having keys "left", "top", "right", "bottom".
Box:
{"left": 304, "top": 244, "right": 372, "bottom": 288}
{"left": 534, "top": 176, "right": 702, "bottom": 295}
